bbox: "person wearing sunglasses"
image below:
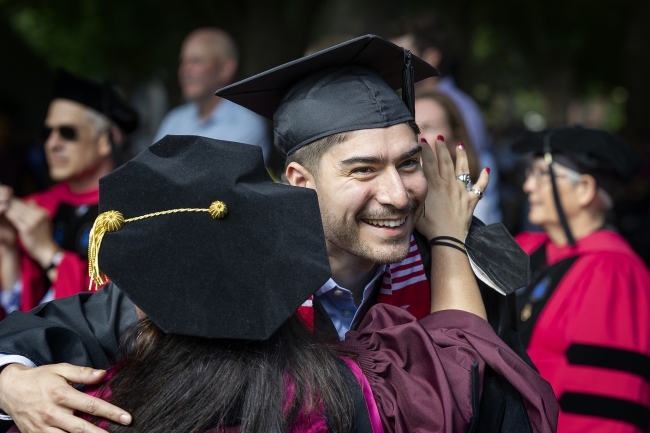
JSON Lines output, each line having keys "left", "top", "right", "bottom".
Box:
{"left": 0, "top": 70, "right": 138, "bottom": 317}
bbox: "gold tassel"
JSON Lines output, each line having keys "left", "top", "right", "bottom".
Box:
{"left": 88, "top": 210, "right": 125, "bottom": 290}
{"left": 209, "top": 201, "right": 227, "bottom": 219}
{"left": 87, "top": 201, "right": 227, "bottom": 291}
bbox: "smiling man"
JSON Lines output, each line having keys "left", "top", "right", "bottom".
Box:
{"left": 0, "top": 36, "right": 541, "bottom": 433}
{"left": 0, "top": 70, "right": 137, "bottom": 316}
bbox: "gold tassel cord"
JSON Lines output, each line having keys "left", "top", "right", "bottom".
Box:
{"left": 88, "top": 210, "right": 125, "bottom": 290}
{"left": 87, "top": 201, "right": 227, "bottom": 291}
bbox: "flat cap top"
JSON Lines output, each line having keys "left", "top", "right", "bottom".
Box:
{"left": 216, "top": 35, "right": 438, "bottom": 156}
{"left": 97, "top": 135, "right": 331, "bottom": 340}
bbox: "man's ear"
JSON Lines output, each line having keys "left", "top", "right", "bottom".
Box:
{"left": 421, "top": 47, "right": 442, "bottom": 69}
{"left": 96, "top": 127, "right": 116, "bottom": 158}
{"left": 219, "top": 58, "right": 238, "bottom": 84}
{"left": 576, "top": 174, "right": 598, "bottom": 207}
{"left": 285, "top": 162, "right": 316, "bottom": 189}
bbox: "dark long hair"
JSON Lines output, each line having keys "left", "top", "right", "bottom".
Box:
{"left": 101, "top": 315, "right": 355, "bottom": 433}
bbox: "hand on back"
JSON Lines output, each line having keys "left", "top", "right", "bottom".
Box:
{"left": 0, "top": 363, "right": 131, "bottom": 433}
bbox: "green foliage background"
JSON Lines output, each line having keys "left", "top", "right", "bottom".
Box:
{"left": 1, "top": 0, "right": 648, "bottom": 136}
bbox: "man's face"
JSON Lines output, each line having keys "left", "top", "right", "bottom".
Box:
{"left": 44, "top": 99, "right": 109, "bottom": 182}
{"left": 178, "top": 36, "right": 225, "bottom": 102}
{"left": 313, "top": 123, "right": 427, "bottom": 265}
{"left": 523, "top": 157, "right": 581, "bottom": 227}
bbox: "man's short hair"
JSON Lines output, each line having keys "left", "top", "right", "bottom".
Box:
{"left": 84, "top": 106, "right": 111, "bottom": 137}
{"left": 186, "top": 27, "right": 239, "bottom": 62}
{"left": 286, "top": 120, "right": 420, "bottom": 175}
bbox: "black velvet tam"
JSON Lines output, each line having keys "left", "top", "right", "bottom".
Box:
{"left": 97, "top": 135, "right": 331, "bottom": 340}
{"left": 53, "top": 70, "right": 139, "bottom": 133}
{"left": 513, "top": 126, "right": 644, "bottom": 183}
{"left": 215, "top": 34, "right": 438, "bottom": 157}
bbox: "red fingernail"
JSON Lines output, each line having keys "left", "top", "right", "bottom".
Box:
{"left": 420, "top": 138, "right": 428, "bottom": 143}
{"left": 437, "top": 135, "right": 444, "bottom": 142}
{"left": 457, "top": 142, "right": 464, "bottom": 150}
{"left": 486, "top": 167, "right": 491, "bottom": 174}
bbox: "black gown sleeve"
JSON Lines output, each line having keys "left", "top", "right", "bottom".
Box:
{"left": 0, "top": 283, "right": 137, "bottom": 368}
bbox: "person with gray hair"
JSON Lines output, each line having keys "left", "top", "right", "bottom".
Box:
{"left": 0, "top": 70, "right": 138, "bottom": 316}
{"left": 153, "top": 27, "right": 272, "bottom": 164}
{"left": 513, "top": 126, "right": 650, "bottom": 433}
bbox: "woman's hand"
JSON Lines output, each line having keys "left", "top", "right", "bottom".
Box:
{"left": 416, "top": 135, "right": 489, "bottom": 320}
{"left": 416, "top": 136, "right": 489, "bottom": 241}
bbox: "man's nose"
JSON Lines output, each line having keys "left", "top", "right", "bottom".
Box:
{"left": 375, "top": 168, "right": 410, "bottom": 209}
{"left": 45, "top": 129, "right": 63, "bottom": 151}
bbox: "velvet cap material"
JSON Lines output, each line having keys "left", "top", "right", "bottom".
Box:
{"left": 53, "top": 69, "right": 139, "bottom": 133}
{"left": 97, "top": 135, "right": 331, "bottom": 340}
{"left": 513, "top": 126, "right": 644, "bottom": 183}
{"left": 215, "top": 34, "right": 438, "bottom": 157}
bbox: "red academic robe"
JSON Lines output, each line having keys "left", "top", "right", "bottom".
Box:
{"left": 18, "top": 182, "right": 98, "bottom": 311}
{"left": 516, "top": 230, "right": 650, "bottom": 433}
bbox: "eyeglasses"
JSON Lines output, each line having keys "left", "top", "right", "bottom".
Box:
{"left": 42, "top": 125, "right": 78, "bottom": 142}
{"left": 525, "top": 167, "right": 580, "bottom": 184}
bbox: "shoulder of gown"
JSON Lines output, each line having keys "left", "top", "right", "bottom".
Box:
{"left": 340, "top": 304, "right": 558, "bottom": 433}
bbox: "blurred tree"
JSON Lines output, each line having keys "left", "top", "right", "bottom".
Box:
{"left": 0, "top": 0, "right": 648, "bottom": 135}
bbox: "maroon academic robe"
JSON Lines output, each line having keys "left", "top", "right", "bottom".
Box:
{"left": 516, "top": 230, "right": 650, "bottom": 433}
{"left": 341, "top": 305, "right": 557, "bottom": 433}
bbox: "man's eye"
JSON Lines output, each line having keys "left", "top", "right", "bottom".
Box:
{"left": 351, "top": 167, "right": 374, "bottom": 174}
{"left": 400, "top": 159, "right": 421, "bottom": 169}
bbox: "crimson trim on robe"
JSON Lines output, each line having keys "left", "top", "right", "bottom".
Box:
{"left": 18, "top": 182, "right": 98, "bottom": 311}
{"left": 516, "top": 230, "right": 650, "bottom": 433}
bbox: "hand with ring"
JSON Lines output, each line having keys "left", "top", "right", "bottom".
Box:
{"left": 416, "top": 136, "right": 490, "bottom": 242}
{"left": 456, "top": 173, "right": 471, "bottom": 190}
{"left": 416, "top": 136, "right": 490, "bottom": 320}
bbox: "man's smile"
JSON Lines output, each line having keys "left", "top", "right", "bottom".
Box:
{"left": 362, "top": 217, "right": 407, "bottom": 228}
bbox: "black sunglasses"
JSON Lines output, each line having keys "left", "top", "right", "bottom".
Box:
{"left": 42, "top": 125, "right": 78, "bottom": 141}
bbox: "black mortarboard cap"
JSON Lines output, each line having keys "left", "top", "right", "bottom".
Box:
{"left": 91, "top": 135, "right": 331, "bottom": 340}
{"left": 513, "top": 126, "right": 644, "bottom": 184}
{"left": 53, "top": 70, "right": 139, "bottom": 133}
{"left": 215, "top": 34, "right": 439, "bottom": 157}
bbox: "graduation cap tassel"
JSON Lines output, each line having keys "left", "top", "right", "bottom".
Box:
{"left": 543, "top": 133, "right": 576, "bottom": 247}
{"left": 88, "top": 210, "right": 126, "bottom": 290}
{"left": 87, "top": 202, "right": 229, "bottom": 290}
{"left": 402, "top": 49, "right": 416, "bottom": 116}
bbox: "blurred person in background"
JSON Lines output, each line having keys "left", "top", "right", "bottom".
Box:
{"left": 0, "top": 70, "right": 138, "bottom": 316}
{"left": 153, "top": 27, "right": 271, "bottom": 164}
{"left": 513, "top": 126, "right": 650, "bottom": 433}
{"left": 414, "top": 91, "right": 503, "bottom": 223}
{"left": 390, "top": 14, "right": 502, "bottom": 224}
